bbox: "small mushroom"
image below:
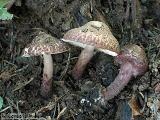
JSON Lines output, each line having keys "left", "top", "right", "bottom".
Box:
{"left": 62, "top": 21, "right": 119, "bottom": 79}
{"left": 100, "top": 44, "right": 148, "bottom": 102}
{"left": 22, "top": 31, "right": 69, "bottom": 98}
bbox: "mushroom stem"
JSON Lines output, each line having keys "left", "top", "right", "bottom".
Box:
{"left": 40, "top": 54, "right": 53, "bottom": 98}
{"left": 72, "top": 45, "right": 95, "bottom": 80}
{"left": 101, "top": 62, "right": 133, "bottom": 101}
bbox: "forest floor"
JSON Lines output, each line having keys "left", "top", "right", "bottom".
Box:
{"left": 0, "top": 0, "right": 160, "bottom": 120}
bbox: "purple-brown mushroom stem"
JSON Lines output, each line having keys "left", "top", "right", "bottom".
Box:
{"left": 40, "top": 54, "right": 53, "bottom": 98}
{"left": 72, "top": 45, "right": 95, "bottom": 80}
{"left": 101, "top": 62, "right": 133, "bottom": 101}
{"left": 100, "top": 44, "right": 148, "bottom": 103}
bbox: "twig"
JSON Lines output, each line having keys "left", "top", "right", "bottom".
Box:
{"left": 12, "top": 77, "right": 34, "bottom": 92}
{"left": 57, "top": 107, "right": 67, "bottom": 120}
{"left": 0, "top": 106, "right": 11, "bottom": 113}
{"left": 36, "top": 91, "right": 69, "bottom": 114}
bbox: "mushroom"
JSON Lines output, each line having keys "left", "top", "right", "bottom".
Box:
{"left": 22, "top": 31, "right": 69, "bottom": 98}
{"left": 100, "top": 44, "right": 148, "bottom": 103}
{"left": 62, "top": 21, "right": 120, "bottom": 79}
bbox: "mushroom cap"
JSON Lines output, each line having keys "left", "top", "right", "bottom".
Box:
{"left": 115, "top": 44, "right": 148, "bottom": 76}
{"left": 62, "top": 21, "right": 120, "bottom": 56}
{"left": 22, "top": 31, "right": 69, "bottom": 57}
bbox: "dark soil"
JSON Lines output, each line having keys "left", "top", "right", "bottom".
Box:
{"left": 0, "top": 0, "right": 160, "bottom": 120}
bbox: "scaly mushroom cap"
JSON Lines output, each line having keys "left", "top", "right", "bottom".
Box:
{"left": 22, "top": 31, "right": 69, "bottom": 57}
{"left": 62, "top": 21, "right": 120, "bottom": 56}
{"left": 115, "top": 44, "right": 148, "bottom": 76}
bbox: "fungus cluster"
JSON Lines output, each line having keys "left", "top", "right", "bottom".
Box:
{"left": 62, "top": 21, "right": 148, "bottom": 102}
{"left": 22, "top": 21, "right": 148, "bottom": 102}
{"left": 22, "top": 31, "right": 69, "bottom": 98}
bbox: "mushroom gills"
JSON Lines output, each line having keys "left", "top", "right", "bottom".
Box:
{"left": 61, "top": 38, "right": 118, "bottom": 56}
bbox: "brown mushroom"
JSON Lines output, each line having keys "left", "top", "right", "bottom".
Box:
{"left": 62, "top": 21, "right": 120, "bottom": 79}
{"left": 100, "top": 44, "right": 148, "bottom": 103}
{"left": 22, "top": 31, "right": 69, "bottom": 98}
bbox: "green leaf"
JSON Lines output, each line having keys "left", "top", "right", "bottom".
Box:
{"left": 0, "top": 0, "right": 11, "bottom": 8}
{"left": 0, "top": 7, "right": 13, "bottom": 20}
{"left": 0, "top": 96, "right": 3, "bottom": 110}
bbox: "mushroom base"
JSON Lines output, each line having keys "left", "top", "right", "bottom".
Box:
{"left": 40, "top": 75, "right": 53, "bottom": 98}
